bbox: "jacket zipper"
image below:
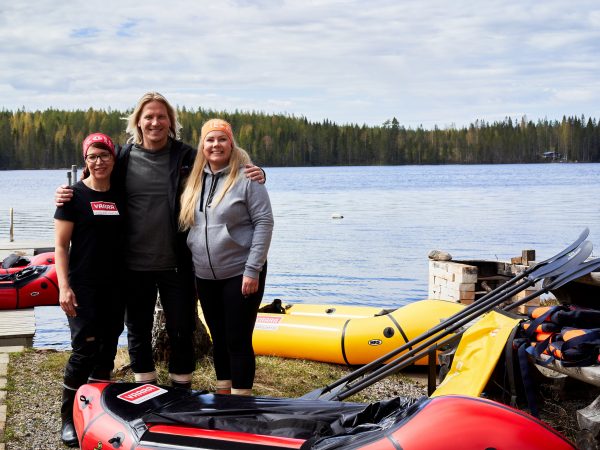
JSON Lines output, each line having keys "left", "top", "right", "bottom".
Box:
{"left": 203, "top": 172, "right": 221, "bottom": 279}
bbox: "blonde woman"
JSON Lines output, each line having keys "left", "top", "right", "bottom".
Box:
{"left": 180, "top": 119, "right": 273, "bottom": 396}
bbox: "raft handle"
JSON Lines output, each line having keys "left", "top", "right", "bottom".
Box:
{"left": 108, "top": 432, "right": 125, "bottom": 448}
{"left": 79, "top": 394, "right": 91, "bottom": 409}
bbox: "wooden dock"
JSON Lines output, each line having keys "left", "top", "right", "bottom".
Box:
{"left": 0, "top": 309, "right": 35, "bottom": 347}
{"left": 0, "top": 241, "right": 54, "bottom": 259}
{"left": 0, "top": 243, "right": 52, "bottom": 349}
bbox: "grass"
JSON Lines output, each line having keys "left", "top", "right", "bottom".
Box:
{"left": 114, "top": 348, "right": 404, "bottom": 402}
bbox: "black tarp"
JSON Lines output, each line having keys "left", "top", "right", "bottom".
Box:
{"left": 103, "top": 383, "right": 421, "bottom": 447}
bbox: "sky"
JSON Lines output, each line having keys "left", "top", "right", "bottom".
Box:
{"left": 1, "top": 0, "right": 599, "bottom": 128}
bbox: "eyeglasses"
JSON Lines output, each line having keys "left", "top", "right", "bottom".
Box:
{"left": 85, "top": 154, "right": 113, "bottom": 163}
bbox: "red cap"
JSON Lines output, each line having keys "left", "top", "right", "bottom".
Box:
{"left": 82, "top": 133, "right": 115, "bottom": 158}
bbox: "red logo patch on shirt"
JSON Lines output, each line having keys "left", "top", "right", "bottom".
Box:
{"left": 117, "top": 384, "right": 167, "bottom": 404}
{"left": 90, "top": 201, "right": 119, "bottom": 216}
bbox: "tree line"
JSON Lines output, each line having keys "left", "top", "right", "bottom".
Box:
{"left": 1, "top": 108, "right": 599, "bottom": 169}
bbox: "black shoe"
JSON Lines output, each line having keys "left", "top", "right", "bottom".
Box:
{"left": 61, "top": 420, "right": 78, "bottom": 447}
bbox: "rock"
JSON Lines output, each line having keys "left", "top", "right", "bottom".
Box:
{"left": 428, "top": 250, "right": 452, "bottom": 261}
{"left": 152, "top": 296, "right": 212, "bottom": 364}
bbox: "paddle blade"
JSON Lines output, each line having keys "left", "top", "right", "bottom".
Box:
{"left": 300, "top": 382, "right": 348, "bottom": 400}
{"left": 528, "top": 240, "right": 593, "bottom": 280}
{"left": 533, "top": 227, "right": 589, "bottom": 269}
{"left": 300, "top": 388, "right": 325, "bottom": 400}
{"left": 546, "top": 258, "right": 600, "bottom": 291}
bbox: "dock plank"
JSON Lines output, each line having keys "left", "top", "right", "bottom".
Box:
{"left": 0, "top": 309, "right": 35, "bottom": 347}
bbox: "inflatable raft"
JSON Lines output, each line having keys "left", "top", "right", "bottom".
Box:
{"left": 0, "top": 264, "right": 59, "bottom": 309}
{"left": 73, "top": 382, "right": 575, "bottom": 450}
{"left": 249, "top": 299, "right": 465, "bottom": 365}
{"left": 0, "top": 251, "right": 55, "bottom": 275}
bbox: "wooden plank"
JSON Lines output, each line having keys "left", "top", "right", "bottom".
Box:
{"left": 0, "top": 309, "right": 35, "bottom": 347}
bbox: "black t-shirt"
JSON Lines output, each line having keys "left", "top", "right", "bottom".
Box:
{"left": 54, "top": 181, "right": 124, "bottom": 286}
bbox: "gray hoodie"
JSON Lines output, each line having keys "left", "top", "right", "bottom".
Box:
{"left": 186, "top": 165, "right": 273, "bottom": 280}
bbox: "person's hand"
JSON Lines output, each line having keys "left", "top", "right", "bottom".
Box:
{"left": 59, "top": 287, "right": 78, "bottom": 317}
{"left": 55, "top": 185, "right": 73, "bottom": 207}
{"left": 244, "top": 164, "right": 265, "bottom": 184}
{"left": 242, "top": 276, "right": 259, "bottom": 297}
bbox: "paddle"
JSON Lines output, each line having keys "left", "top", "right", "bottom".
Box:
{"left": 504, "top": 257, "right": 600, "bottom": 313}
{"left": 446, "top": 227, "right": 589, "bottom": 312}
{"left": 324, "top": 253, "right": 599, "bottom": 401}
{"left": 302, "top": 232, "right": 591, "bottom": 400}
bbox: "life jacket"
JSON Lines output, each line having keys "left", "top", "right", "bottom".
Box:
{"left": 505, "top": 304, "right": 599, "bottom": 418}
{"left": 523, "top": 305, "right": 600, "bottom": 367}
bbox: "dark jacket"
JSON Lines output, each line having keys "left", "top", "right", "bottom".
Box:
{"left": 112, "top": 138, "right": 197, "bottom": 271}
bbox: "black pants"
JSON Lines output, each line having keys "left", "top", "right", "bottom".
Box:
{"left": 196, "top": 264, "right": 267, "bottom": 389}
{"left": 64, "top": 283, "right": 124, "bottom": 389}
{"left": 124, "top": 269, "right": 197, "bottom": 375}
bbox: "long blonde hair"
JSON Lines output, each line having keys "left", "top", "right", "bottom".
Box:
{"left": 179, "top": 125, "right": 251, "bottom": 230}
{"left": 124, "top": 92, "right": 182, "bottom": 145}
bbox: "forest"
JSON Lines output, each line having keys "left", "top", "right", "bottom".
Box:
{"left": 1, "top": 107, "right": 599, "bottom": 169}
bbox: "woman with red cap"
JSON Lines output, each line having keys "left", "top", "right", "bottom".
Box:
{"left": 54, "top": 132, "right": 125, "bottom": 447}
{"left": 179, "top": 119, "right": 273, "bottom": 396}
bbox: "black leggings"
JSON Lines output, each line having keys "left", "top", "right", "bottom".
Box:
{"left": 196, "top": 264, "right": 267, "bottom": 389}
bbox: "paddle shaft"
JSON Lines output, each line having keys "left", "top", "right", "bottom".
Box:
{"left": 328, "top": 256, "right": 600, "bottom": 401}
{"left": 313, "top": 239, "right": 592, "bottom": 400}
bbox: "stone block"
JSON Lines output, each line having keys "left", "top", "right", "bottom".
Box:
{"left": 459, "top": 290, "right": 476, "bottom": 301}
{"left": 446, "top": 264, "right": 478, "bottom": 283}
{"left": 430, "top": 260, "right": 449, "bottom": 271}
{"left": 430, "top": 266, "right": 455, "bottom": 282}
{"left": 433, "top": 276, "right": 448, "bottom": 287}
{"left": 439, "top": 286, "right": 460, "bottom": 301}
{"left": 447, "top": 282, "right": 475, "bottom": 292}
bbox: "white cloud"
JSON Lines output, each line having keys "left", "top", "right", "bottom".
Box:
{"left": 1, "top": 0, "right": 600, "bottom": 127}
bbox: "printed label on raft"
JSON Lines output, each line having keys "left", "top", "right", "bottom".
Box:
{"left": 90, "top": 201, "right": 120, "bottom": 215}
{"left": 255, "top": 315, "right": 282, "bottom": 331}
{"left": 117, "top": 384, "right": 167, "bottom": 404}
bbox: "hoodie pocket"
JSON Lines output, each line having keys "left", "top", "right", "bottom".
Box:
{"left": 206, "top": 224, "right": 248, "bottom": 269}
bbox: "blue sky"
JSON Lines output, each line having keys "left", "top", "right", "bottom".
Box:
{"left": 1, "top": 0, "right": 599, "bottom": 127}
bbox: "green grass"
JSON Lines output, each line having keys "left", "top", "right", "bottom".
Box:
{"left": 112, "top": 348, "right": 411, "bottom": 402}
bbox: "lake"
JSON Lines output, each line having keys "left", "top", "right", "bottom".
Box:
{"left": 0, "top": 163, "right": 599, "bottom": 349}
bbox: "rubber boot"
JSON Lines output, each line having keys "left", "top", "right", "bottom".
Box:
{"left": 60, "top": 387, "right": 79, "bottom": 447}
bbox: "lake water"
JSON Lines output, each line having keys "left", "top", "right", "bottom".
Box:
{"left": 1, "top": 164, "right": 599, "bottom": 349}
